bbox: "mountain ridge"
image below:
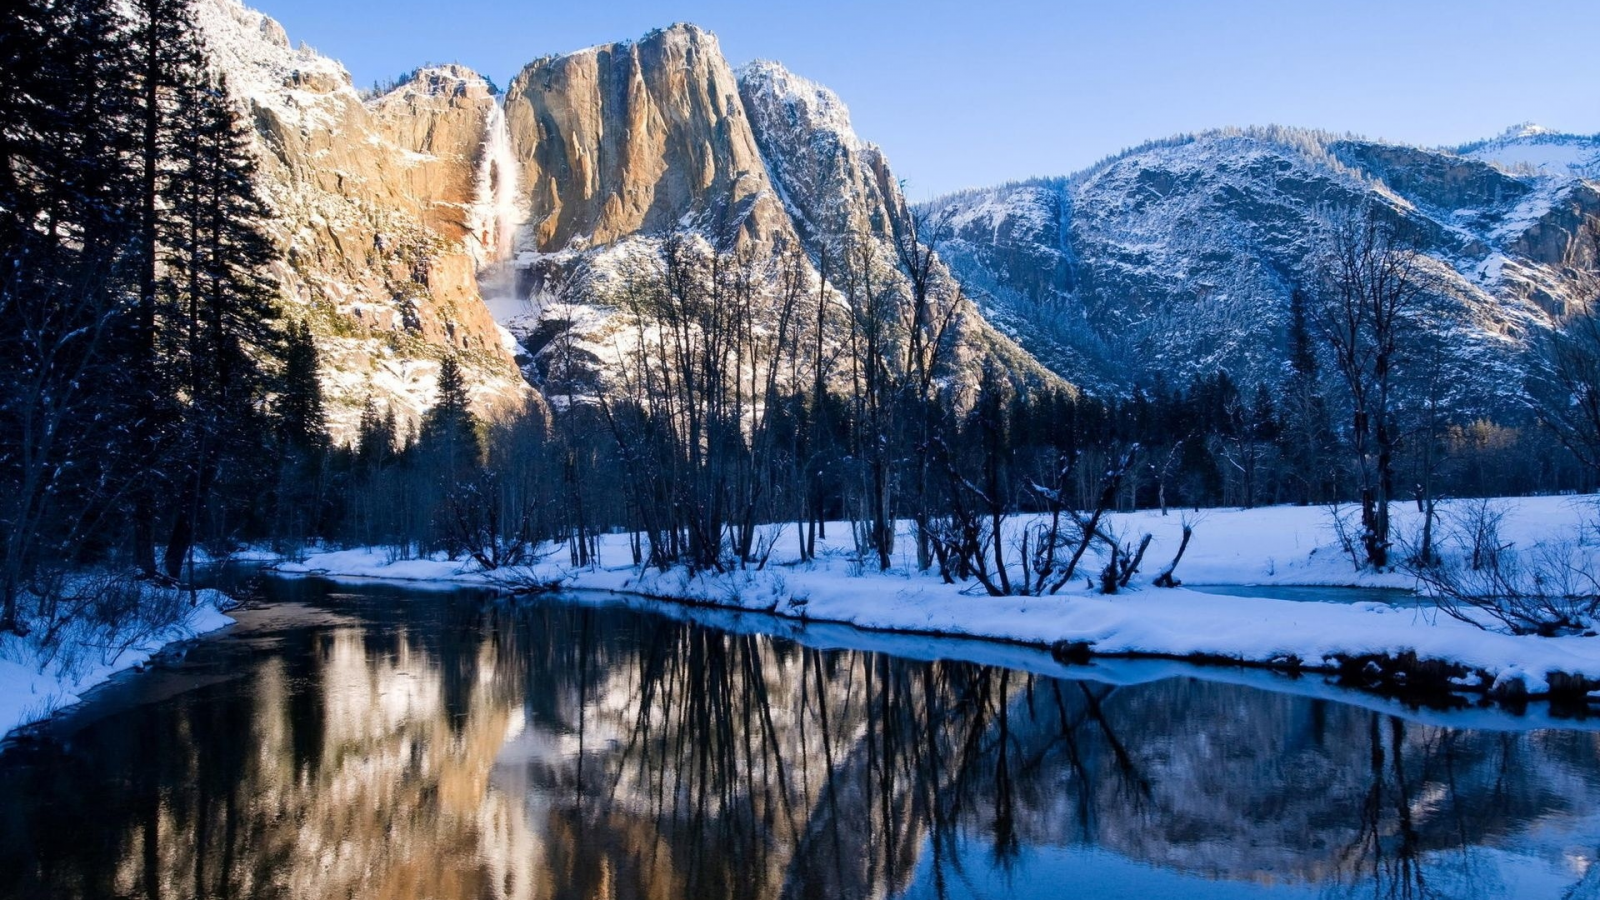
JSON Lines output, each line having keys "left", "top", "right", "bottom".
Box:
{"left": 923, "top": 123, "right": 1599, "bottom": 399}
{"left": 197, "top": 0, "right": 1598, "bottom": 425}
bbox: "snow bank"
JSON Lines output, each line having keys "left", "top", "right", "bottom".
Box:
{"left": 271, "top": 496, "right": 1600, "bottom": 699}
{"left": 0, "top": 586, "right": 235, "bottom": 739}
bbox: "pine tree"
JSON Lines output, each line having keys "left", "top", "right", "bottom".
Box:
{"left": 415, "top": 354, "right": 481, "bottom": 556}
{"left": 127, "top": 0, "right": 208, "bottom": 574}
{"left": 421, "top": 354, "right": 480, "bottom": 466}
{"left": 357, "top": 398, "right": 398, "bottom": 470}
{"left": 1282, "top": 286, "right": 1336, "bottom": 504}
{"left": 160, "top": 72, "right": 286, "bottom": 577}
{"left": 271, "top": 319, "right": 328, "bottom": 545}
{"left": 0, "top": 0, "right": 140, "bottom": 630}
{"left": 278, "top": 321, "right": 328, "bottom": 456}
{"left": 2, "top": 0, "right": 305, "bottom": 619}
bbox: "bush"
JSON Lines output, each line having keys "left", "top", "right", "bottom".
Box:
{"left": 1407, "top": 500, "right": 1600, "bottom": 636}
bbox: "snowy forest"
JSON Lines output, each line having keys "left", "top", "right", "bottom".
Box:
{"left": 8, "top": 0, "right": 1600, "bottom": 640}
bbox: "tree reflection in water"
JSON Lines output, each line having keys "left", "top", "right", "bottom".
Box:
{"left": 4, "top": 578, "right": 1600, "bottom": 900}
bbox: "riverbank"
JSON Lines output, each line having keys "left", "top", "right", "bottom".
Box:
{"left": 271, "top": 495, "right": 1600, "bottom": 702}
{"left": 0, "top": 584, "right": 234, "bottom": 739}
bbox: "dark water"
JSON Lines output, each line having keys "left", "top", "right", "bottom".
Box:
{"left": 4, "top": 576, "right": 1600, "bottom": 900}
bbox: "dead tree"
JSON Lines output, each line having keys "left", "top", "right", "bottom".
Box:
{"left": 1152, "top": 519, "right": 1195, "bottom": 588}
{"left": 1049, "top": 445, "right": 1139, "bottom": 594}
{"left": 1315, "top": 205, "right": 1428, "bottom": 571}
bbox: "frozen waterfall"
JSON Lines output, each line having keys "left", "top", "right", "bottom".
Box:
{"left": 469, "top": 97, "right": 522, "bottom": 267}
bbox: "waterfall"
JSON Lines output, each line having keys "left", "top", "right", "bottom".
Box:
{"left": 469, "top": 97, "right": 522, "bottom": 267}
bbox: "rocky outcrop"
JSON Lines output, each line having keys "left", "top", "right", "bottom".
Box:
{"left": 187, "top": 0, "right": 1600, "bottom": 425}
{"left": 498, "top": 29, "right": 1064, "bottom": 401}
{"left": 503, "top": 25, "right": 793, "bottom": 253}
{"left": 194, "top": 0, "right": 528, "bottom": 437}
{"left": 737, "top": 60, "right": 904, "bottom": 244}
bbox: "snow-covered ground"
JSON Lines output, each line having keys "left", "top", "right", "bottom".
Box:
{"left": 271, "top": 495, "right": 1600, "bottom": 699}
{"left": 8, "top": 496, "right": 1594, "bottom": 743}
{"left": 0, "top": 585, "right": 234, "bottom": 739}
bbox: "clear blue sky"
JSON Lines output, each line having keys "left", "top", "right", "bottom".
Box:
{"left": 255, "top": 0, "right": 1600, "bottom": 199}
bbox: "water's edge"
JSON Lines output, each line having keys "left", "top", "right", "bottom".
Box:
{"left": 268, "top": 568, "right": 1600, "bottom": 731}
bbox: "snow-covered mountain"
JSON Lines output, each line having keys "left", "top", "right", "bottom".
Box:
{"left": 926, "top": 126, "right": 1600, "bottom": 400}
{"left": 196, "top": 0, "right": 1599, "bottom": 421}
{"left": 196, "top": 5, "right": 1062, "bottom": 425}
{"left": 1457, "top": 124, "right": 1600, "bottom": 179}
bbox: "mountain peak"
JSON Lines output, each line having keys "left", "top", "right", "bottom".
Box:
{"left": 1503, "top": 122, "right": 1556, "bottom": 139}
{"left": 738, "top": 60, "right": 861, "bottom": 153}
{"left": 1453, "top": 124, "right": 1600, "bottom": 179}
{"left": 647, "top": 22, "right": 715, "bottom": 42}
{"left": 546, "top": 22, "right": 719, "bottom": 66}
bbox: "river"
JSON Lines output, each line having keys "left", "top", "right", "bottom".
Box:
{"left": 3, "top": 573, "right": 1599, "bottom": 899}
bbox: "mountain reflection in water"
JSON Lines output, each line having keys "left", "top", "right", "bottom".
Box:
{"left": 3, "top": 576, "right": 1600, "bottom": 900}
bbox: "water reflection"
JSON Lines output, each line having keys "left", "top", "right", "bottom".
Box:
{"left": 3, "top": 578, "right": 1600, "bottom": 900}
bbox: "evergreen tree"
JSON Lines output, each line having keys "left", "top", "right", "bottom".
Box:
{"left": 357, "top": 398, "right": 399, "bottom": 470}
{"left": 159, "top": 72, "right": 286, "bottom": 576}
{"left": 1282, "top": 286, "right": 1336, "bottom": 504}
{"left": 416, "top": 354, "right": 481, "bottom": 556}
{"left": 271, "top": 319, "right": 329, "bottom": 545}
{"left": 0, "top": 0, "right": 140, "bottom": 630}
{"left": 421, "top": 354, "right": 479, "bottom": 465}
{"left": 127, "top": 0, "right": 208, "bottom": 574}
{"left": 278, "top": 321, "right": 328, "bottom": 457}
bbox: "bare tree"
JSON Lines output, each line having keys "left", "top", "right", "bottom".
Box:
{"left": 1315, "top": 205, "right": 1430, "bottom": 570}
{"left": 598, "top": 235, "right": 806, "bottom": 573}
{"left": 892, "top": 207, "right": 964, "bottom": 572}
{"left": 837, "top": 233, "right": 901, "bottom": 570}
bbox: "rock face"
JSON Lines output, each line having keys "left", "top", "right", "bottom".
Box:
{"left": 736, "top": 61, "right": 905, "bottom": 244}
{"left": 928, "top": 126, "right": 1600, "bottom": 401}
{"left": 194, "top": 0, "right": 527, "bottom": 438}
{"left": 195, "top": 3, "right": 1060, "bottom": 438}
{"left": 734, "top": 56, "right": 1056, "bottom": 391}
{"left": 504, "top": 26, "right": 792, "bottom": 253}
{"left": 498, "top": 27, "right": 1061, "bottom": 399}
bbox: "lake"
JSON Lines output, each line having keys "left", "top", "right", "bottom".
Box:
{"left": 2, "top": 573, "right": 1599, "bottom": 899}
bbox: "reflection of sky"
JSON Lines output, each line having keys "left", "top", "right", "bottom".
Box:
{"left": 900, "top": 834, "right": 1600, "bottom": 900}
{"left": 902, "top": 840, "right": 1320, "bottom": 900}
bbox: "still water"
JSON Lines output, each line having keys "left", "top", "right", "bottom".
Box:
{"left": 1187, "top": 584, "right": 1424, "bottom": 607}
{"left": 4, "top": 575, "right": 1600, "bottom": 899}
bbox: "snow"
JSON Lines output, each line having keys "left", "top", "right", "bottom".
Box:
{"left": 0, "top": 586, "right": 235, "bottom": 740}
{"left": 1456, "top": 126, "right": 1600, "bottom": 179}
{"left": 269, "top": 495, "right": 1600, "bottom": 701}
{"left": 737, "top": 60, "right": 862, "bottom": 154}
{"left": 927, "top": 124, "right": 1588, "bottom": 397}
{"left": 192, "top": 0, "right": 361, "bottom": 133}
{"left": 14, "top": 497, "right": 1591, "bottom": 745}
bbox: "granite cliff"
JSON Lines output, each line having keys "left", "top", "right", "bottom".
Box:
{"left": 195, "top": 0, "right": 529, "bottom": 437}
